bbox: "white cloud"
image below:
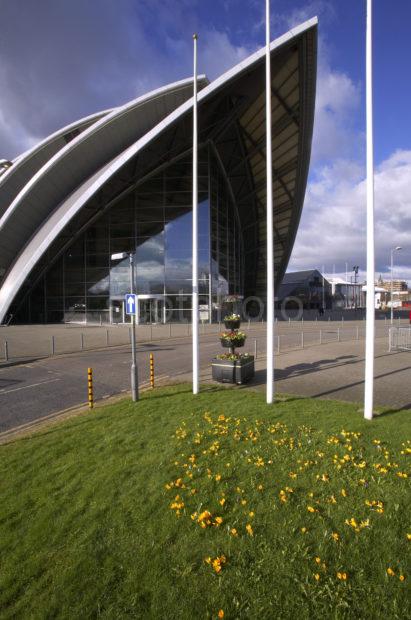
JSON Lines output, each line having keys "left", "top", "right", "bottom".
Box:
{"left": 164, "top": 26, "right": 252, "bottom": 83}
{"left": 270, "top": 2, "right": 362, "bottom": 165}
{"left": 273, "top": 1, "right": 336, "bottom": 33}
{"left": 200, "top": 29, "right": 252, "bottom": 79}
{"left": 312, "top": 63, "right": 361, "bottom": 164}
{"left": 289, "top": 150, "right": 411, "bottom": 285}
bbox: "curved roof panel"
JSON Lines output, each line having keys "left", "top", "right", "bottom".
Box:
{"left": 0, "top": 75, "right": 208, "bottom": 275}
{"left": 0, "top": 18, "right": 317, "bottom": 323}
{"left": 0, "top": 109, "right": 112, "bottom": 218}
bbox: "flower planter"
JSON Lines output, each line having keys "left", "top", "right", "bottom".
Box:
{"left": 220, "top": 337, "right": 245, "bottom": 349}
{"left": 211, "top": 356, "right": 255, "bottom": 385}
{"left": 213, "top": 323, "right": 248, "bottom": 385}
{"left": 224, "top": 319, "right": 241, "bottom": 330}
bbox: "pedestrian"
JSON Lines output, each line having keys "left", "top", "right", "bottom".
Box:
{"left": 409, "top": 309, "right": 411, "bottom": 325}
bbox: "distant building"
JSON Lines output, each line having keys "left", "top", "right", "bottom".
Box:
{"left": 277, "top": 270, "right": 332, "bottom": 310}
{"left": 377, "top": 275, "right": 408, "bottom": 292}
{"left": 361, "top": 284, "right": 388, "bottom": 309}
{"left": 376, "top": 275, "right": 410, "bottom": 308}
{"left": 327, "top": 276, "right": 365, "bottom": 309}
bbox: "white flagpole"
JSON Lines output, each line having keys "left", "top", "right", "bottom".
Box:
{"left": 364, "top": 0, "right": 375, "bottom": 420}
{"left": 192, "top": 33, "right": 199, "bottom": 395}
{"left": 266, "top": 0, "right": 275, "bottom": 404}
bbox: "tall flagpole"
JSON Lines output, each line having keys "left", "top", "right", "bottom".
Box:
{"left": 266, "top": 0, "right": 275, "bottom": 404}
{"left": 192, "top": 33, "right": 200, "bottom": 395}
{"left": 364, "top": 0, "right": 375, "bottom": 420}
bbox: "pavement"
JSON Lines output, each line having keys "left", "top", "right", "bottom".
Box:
{"left": 250, "top": 338, "right": 411, "bottom": 411}
{"left": 0, "top": 321, "right": 409, "bottom": 438}
{"left": 0, "top": 318, "right": 395, "bottom": 363}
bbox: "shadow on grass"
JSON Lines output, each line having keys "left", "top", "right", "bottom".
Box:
{"left": 242, "top": 368, "right": 411, "bottom": 419}
{"left": 141, "top": 383, "right": 225, "bottom": 402}
{"left": 374, "top": 403, "right": 411, "bottom": 418}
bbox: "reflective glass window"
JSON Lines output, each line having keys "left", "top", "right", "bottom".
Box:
{"left": 22, "top": 143, "right": 244, "bottom": 324}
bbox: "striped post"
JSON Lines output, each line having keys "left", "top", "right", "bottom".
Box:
{"left": 150, "top": 353, "right": 154, "bottom": 389}
{"left": 88, "top": 367, "right": 94, "bottom": 409}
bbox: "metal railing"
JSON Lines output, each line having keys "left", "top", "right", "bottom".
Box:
{"left": 0, "top": 321, "right": 391, "bottom": 365}
{"left": 389, "top": 327, "right": 411, "bottom": 352}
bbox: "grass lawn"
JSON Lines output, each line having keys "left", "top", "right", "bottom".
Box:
{"left": 0, "top": 385, "right": 410, "bottom": 619}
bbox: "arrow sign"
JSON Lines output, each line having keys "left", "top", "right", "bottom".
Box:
{"left": 125, "top": 293, "right": 137, "bottom": 315}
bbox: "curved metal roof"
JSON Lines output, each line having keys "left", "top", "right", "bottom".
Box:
{"left": 0, "top": 76, "right": 208, "bottom": 268}
{"left": 0, "top": 109, "right": 114, "bottom": 218}
{"left": 0, "top": 18, "right": 317, "bottom": 323}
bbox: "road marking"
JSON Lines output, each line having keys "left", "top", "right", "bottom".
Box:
{"left": 0, "top": 378, "right": 61, "bottom": 395}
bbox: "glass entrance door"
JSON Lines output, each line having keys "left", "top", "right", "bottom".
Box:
{"left": 138, "top": 298, "right": 165, "bottom": 324}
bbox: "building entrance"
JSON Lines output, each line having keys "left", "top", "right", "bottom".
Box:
{"left": 138, "top": 295, "right": 165, "bottom": 324}
{"left": 109, "top": 295, "right": 166, "bottom": 324}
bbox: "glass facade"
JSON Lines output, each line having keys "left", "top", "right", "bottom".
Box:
{"left": 24, "top": 145, "right": 244, "bottom": 324}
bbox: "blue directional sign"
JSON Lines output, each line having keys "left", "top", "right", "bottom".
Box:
{"left": 125, "top": 293, "right": 137, "bottom": 315}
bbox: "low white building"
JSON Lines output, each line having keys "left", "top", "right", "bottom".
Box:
{"left": 327, "top": 277, "right": 365, "bottom": 309}
{"left": 361, "top": 285, "right": 388, "bottom": 309}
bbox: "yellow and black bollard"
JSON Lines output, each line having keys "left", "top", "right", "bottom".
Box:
{"left": 150, "top": 353, "right": 154, "bottom": 389}
{"left": 88, "top": 367, "right": 94, "bottom": 409}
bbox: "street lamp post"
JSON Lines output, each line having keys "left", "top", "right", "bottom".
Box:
{"left": 390, "top": 246, "right": 402, "bottom": 324}
{"left": 111, "top": 251, "right": 139, "bottom": 401}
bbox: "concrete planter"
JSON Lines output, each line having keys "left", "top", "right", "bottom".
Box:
{"left": 211, "top": 356, "right": 255, "bottom": 384}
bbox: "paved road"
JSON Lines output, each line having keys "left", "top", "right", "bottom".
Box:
{"left": 1, "top": 328, "right": 263, "bottom": 433}
{"left": 0, "top": 324, "right": 409, "bottom": 435}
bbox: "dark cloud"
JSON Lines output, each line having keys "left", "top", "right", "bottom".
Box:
{"left": 0, "top": 0, "right": 163, "bottom": 150}
{"left": 0, "top": 0, "right": 251, "bottom": 159}
{"left": 0, "top": 0, "right": 186, "bottom": 157}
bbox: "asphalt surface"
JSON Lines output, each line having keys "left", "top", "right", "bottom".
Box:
{"left": 0, "top": 329, "right": 258, "bottom": 433}
{"left": 0, "top": 322, "right": 409, "bottom": 435}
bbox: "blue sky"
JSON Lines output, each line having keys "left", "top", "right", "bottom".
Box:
{"left": 1, "top": 0, "right": 410, "bottom": 283}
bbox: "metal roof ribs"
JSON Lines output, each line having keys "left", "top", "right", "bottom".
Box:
{"left": 271, "top": 86, "right": 299, "bottom": 127}
{"left": 239, "top": 125, "right": 294, "bottom": 205}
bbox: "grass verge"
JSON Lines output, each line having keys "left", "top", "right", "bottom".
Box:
{"left": 0, "top": 385, "right": 410, "bottom": 619}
